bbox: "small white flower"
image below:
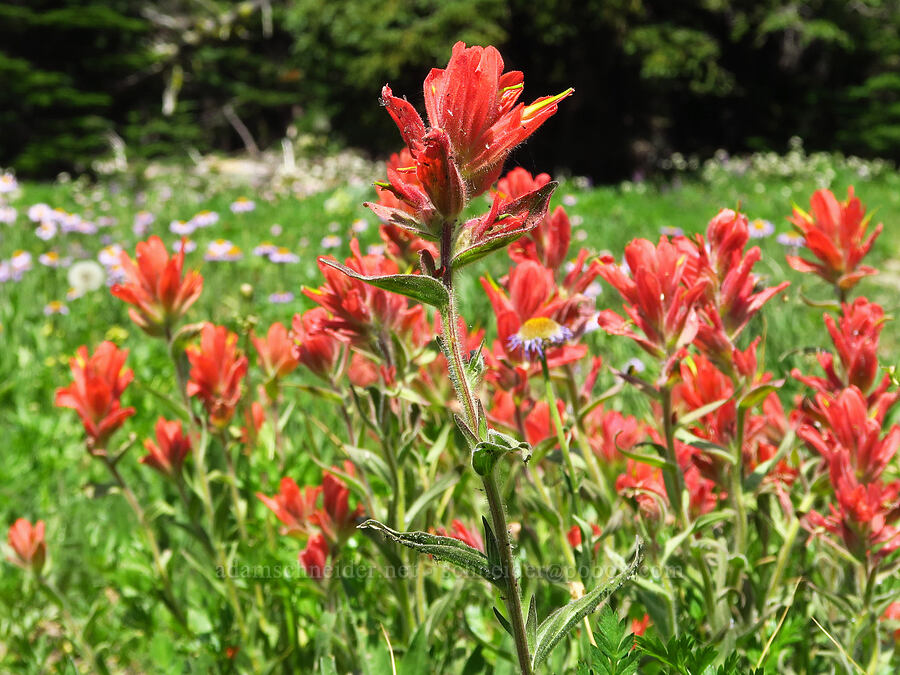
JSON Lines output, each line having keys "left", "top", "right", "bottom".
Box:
{"left": 321, "top": 235, "right": 342, "bottom": 249}
{"left": 230, "top": 197, "right": 256, "bottom": 213}
{"left": 351, "top": 218, "right": 369, "bottom": 233}
{"left": 39, "top": 252, "right": 71, "bottom": 268}
{"left": 268, "top": 291, "right": 295, "bottom": 304}
{"left": 508, "top": 317, "right": 573, "bottom": 360}
{"left": 28, "top": 203, "right": 53, "bottom": 222}
{"left": 67, "top": 260, "right": 106, "bottom": 294}
{"left": 0, "top": 205, "right": 17, "bottom": 224}
{"left": 43, "top": 301, "right": 69, "bottom": 316}
{"left": 253, "top": 242, "right": 279, "bottom": 257}
{"left": 191, "top": 210, "right": 219, "bottom": 228}
{"left": 0, "top": 172, "right": 18, "bottom": 194}
{"left": 205, "top": 239, "right": 243, "bottom": 261}
{"left": 170, "top": 219, "right": 195, "bottom": 236}
{"left": 35, "top": 221, "right": 58, "bottom": 241}
{"left": 10, "top": 251, "right": 32, "bottom": 278}
{"left": 748, "top": 219, "right": 775, "bottom": 239}
{"left": 98, "top": 244, "right": 124, "bottom": 267}
{"left": 269, "top": 247, "right": 299, "bottom": 263}
{"left": 172, "top": 238, "right": 197, "bottom": 254}
{"left": 660, "top": 226, "right": 683, "bottom": 237}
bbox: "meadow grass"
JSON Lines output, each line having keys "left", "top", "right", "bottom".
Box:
{"left": 1, "top": 151, "right": 898, "bottom": 669}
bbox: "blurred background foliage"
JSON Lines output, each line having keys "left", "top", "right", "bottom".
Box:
{"left": 2, "top": 0, "right": 899, "bottom": 180}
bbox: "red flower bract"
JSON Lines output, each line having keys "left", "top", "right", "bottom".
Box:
{"left": 55, "top": 341, "right": 135, "bottom": 448}
{"left": 597, "top": 237, "right": 707, "bottom": 359}
{"left": 290, "top": 308, "right": 342, "bottom": 380}
{"left": 140, "top": 417, "right": 192, "bottom": 479}
{"left": 381, "top": 42, "right": 572, "bottom": 197}
{"left": 305, "top": 239, "right": 429, "bottom": 348}
{"left": 256, "top": 477, "right": 321, "bottom": 538}
{"left": 253, "top": 321, "right": 299, "bottom": 382}
{"left": 7, "top": 518, "right": 46, "bottom": 574}
{"left": 111, "top": 235, "right": 203, "bottom": 336}
{"left": 786, "top": 187, "right": 882, "bottom": 291}
{"left": 186, "top": 323, "right": 248, "bottom": 427}
{"left": 300, "top": 533, "right": 329, "bottom": 580}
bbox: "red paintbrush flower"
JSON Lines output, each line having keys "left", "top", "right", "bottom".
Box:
{"left": 381, "top": 42, "right": 572, "bottom": 197}
{"left": 786, "top": 187, "right": 883, "bottom": 291}
{"left": 55, "top": 341, "right": 135, "bottom": 448}
{"left": 299, "top": 533, "right": 329, "bottom": 580}
{"left": 689, "top": 210, "right": 788, "bottom": 369}
{"left": 290, "top": 308, "right": 342, "bottom": 381}
{"left": 256, "top": 477, "right": 321, "bottom": 538}
{"left": 252, "top": 321, "right": 299, "bottom": 383}
{"left": 500, "top": 168, "right": 571, "bottom": 272}
{"left": 305, "top": 239, "right": 429, "bottom": 348}
{"left": 7, "top": 518, "right": 46, "bottom": 574}
{"left": 597, "top": 237, "right": 707, "bottom": 360}
{"left": 111, "top": 235, "right": 203, "bottom": 336}
{"left": 797, "top": 387, "right": 899, "bottom": 484}
{"left": 793, "top": 299, "right": 897, "bottom": 422}
{"left": 140, "top": 417, "right": 192, "bottom": 479}
{"left": 311, "top": 462, "right": 364, "bottom": 545}
{"left": 185, "top": 323, "right": 248, "bottom": 427}
{"left": 583, "top": 406, "right": 646, "bottom": 462}
{"left": 805, "top": 452, "right": 900, "bottom": 562}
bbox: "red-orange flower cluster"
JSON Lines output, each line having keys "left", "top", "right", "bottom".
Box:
{"left": 140, "top": 417, "right": 192, "bottom": 479}
{"left": 55, "top": 341, "right": 135, "bottom": 448}
{"left": 111, "top": 236, "right": 203, "bottom": 336}
{"left": 186, "top": 323, "right": 248, "bottom": 427}
{"left": 786, "top": 187, "right": 882, "bottom": 291}
{"left": 7, "top": 518, "right": 46, "bottom": 574}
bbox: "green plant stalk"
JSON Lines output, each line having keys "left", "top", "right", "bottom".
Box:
{"left": 540, "top": 354, "right": 580, "bottom": 499}
{"left": 438, "top": 220, "right": 532, "bottom": 675}
{"left": 220, "top": 433, "right": 249, "bottom": 541}
{"left": 562, "top": 367, "right": 610, "bottom": 507}
{"left": 101, "top": 456, "right": 187, "bottom": 627}
{"left": 38, "top": 574, "right": 107, "bottom": 673}
{"left": 659, "top": 387, "right": 685, "bottom": 522}
{"left": 193, "top": 427, "right": 249, "bottom": 640}
{"left": 482, "top": 470, "right": 534, "bottom": 675}
{"left": 731, "top": 407, "right": 748, "bottom": 558}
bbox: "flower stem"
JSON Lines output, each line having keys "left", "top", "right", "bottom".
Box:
{"left": 483, "top": 469, "right": 534, "bottom": 675}
{"left": 101, "top": 456, "right": 186, "bottom": 627}
{"left": 660, "top": 387, "right": 685, "bottom": 523}
{"left": 540, "top": 354, "right": 580, "bottom": 497}
{"left": 730, "top": 407, "right": 748, "bottom": 557}
{"left": 438, "top": 221, "right": 532, "bottom": 674}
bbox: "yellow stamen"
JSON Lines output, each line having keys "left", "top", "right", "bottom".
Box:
{"left": 523, "top": 88, "right": 574, "bottom": 119}
{"left": 519, "top": 317, "right": 564, "bottom": 341}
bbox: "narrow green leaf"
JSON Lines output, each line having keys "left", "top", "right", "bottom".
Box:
{"left": 359, "top": 519, "right": 500, "bottom": 586}
{"left": 739, "top": 381, "right": 784, "bottom": 410}
{"left": 404, "top": 470, "right": 460, "bottom": 528}
{"left": 319, "top": 259, "right": 449, "bottom": 310}
{"left": 676, "top": 397, "right": 731, "bottom": 428}
{"left": 533, "top": 540, "right": 644, "bottom": 669}
{"left": 493, "top": 606, "right": 513, "bottom": 637}
{"left": 526, "top": 595, "right": 537, "bottom": 654}
{"left": 482, "top": 516, "right": 502, "bottom": 572}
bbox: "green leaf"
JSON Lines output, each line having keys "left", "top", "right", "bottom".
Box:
{"left": 738, "top": 381, "right": 783, "bottom": 410}
{"left": 526, "top": 595, "right": 537, "bottom": 654}
{"left": 493, "top": 606, "right": 513, "bottom": 637}
{"left": 404, "top": 469, "right": 461, "bottom": 528}
{"left": 533, "top": 540, "right": 644, "bottom": 669}
{"left": 318, "top": 258, "right": 449, "bottom": 310}
{"left": 676, "top": 397, "right": 731, "bottom": 428}
{"left": 359, "top": 519, "right": 500, "bottom": 586}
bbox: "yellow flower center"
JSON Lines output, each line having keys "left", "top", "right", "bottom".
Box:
{"left": 518, "top": 317, "right": 564, "bottom": 342}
